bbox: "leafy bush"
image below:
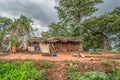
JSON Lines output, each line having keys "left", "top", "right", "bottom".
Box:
{"left": 84, "top": 71, "right": 109, "bottom": 80}
{"left": 67, "top": 71, "right": 109, "bottom": 80}
{"left": 0, "top": 61, "right": 47, "bottom": 80}
{"left": 67, "top": 72, "right": 81, "bottom": 80}
{"left": 109, "top": 68, "right": 120, "bottom": 80}
{"left": 40, "top": 60, "right": 53, "bottom": 68}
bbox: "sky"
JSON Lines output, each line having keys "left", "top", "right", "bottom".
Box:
{"left": 0, "top": 0, "right": 120, "bottom": 36}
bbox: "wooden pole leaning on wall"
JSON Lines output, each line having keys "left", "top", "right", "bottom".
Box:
{"left": 61, "top": 43, "right": 63, "bottom": 52}
{"left": 68, "top": 42, "right": 71, "bottom": 53}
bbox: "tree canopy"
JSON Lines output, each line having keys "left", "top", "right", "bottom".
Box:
{"left": 9, "top": 15, "right": 33, "bottom": 40}
{"left": 42, "top": 0, "right": 120, "bottom": 51}
{"left": 56, "top": 0, "right": 103, "bottom": 23}
{"left": 81, "top": 6, "right": 120, "bottom": 50}
{"left": 0, "top": 15, "right": 33, "bottom": 52}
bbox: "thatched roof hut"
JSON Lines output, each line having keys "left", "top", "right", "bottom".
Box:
{"left": 28, "top": 36, "right": 83, "bottom": 43}
{"left": 28, "top": 37, "right": 83, "bottom": 53}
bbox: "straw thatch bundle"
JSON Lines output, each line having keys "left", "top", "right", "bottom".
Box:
{"left": 28, "top": 36, "right": 83, "bottom": 43}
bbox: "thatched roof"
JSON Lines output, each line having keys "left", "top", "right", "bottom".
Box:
{"left": 28, "top": 36, "right": 83, "bottom": 43}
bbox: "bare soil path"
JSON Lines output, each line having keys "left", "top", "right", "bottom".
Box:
{"left": 0, "top": 52, "right": 120, "bottom": 62}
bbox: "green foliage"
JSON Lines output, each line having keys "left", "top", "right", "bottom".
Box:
{"left": 82, "top": 8, "right": 120, "bottom": 50}
{"left": 84, "top": 71, "right": 109, "bottom": 80}
{"left": 101, "top": 60, "right": 112, "bottom": 67}
{"left": 56, "top": 0, "right": 103, "bottom": 22}
{"left": 66, "top": 61, "right": 120, "bottom": 80}
{"left": 0, "top": 30, "right": 7, "bottom": 42}
{"left": 42, "top": 0, "right": 103, "bottom": 37}
{"left": 67, "top": 66, "right": 77, "bottom": 72}
{"left": 9, "top": 15, "right": 33, "bottom": 40}
{"left": 109, "top": 68, "right": 120, "bottom": 80}
{"left": 0, "top": 61, "right": 47, "bottom": 80}
{"left": 67, "top": 72, "right": 82, "bottom": 80}
{"left": 42, "top": 23, "right": 67, "bottom": 37}
{"left": 9, "top": 36, "right": 19, "bottom": 46}
{"left": 0, "top": 15, "right": 34, "bottom": 52}
{"left": 40, "top": 60, "right": 53, "bottom": 68}
{"left": 0, "top": 17, "right": 13, "bottom": 32}
{"left": 67, "top": 71, "right": 109, "bottom": 80}
{"left": 0, "top": 17, "right": 13, "bottom": 51}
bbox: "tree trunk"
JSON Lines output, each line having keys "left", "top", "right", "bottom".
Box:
{"left": 102, "top": 35, "right": 110, "bottom": 50}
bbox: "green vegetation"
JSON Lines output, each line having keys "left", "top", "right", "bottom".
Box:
{"left": 0, "top": 15, "right": 35, "bottom": 52}
{"left": 101, "top": 60, "right": 112, "bottom": 67}
{"left": 40, "top": 60, "right": 54, "bottom": 68}
{"left": 67, "top": 66, "right": 77, "bottom": 72}
{"left": 109, "top": 68, "right": 120, "bottom": 80}
{"left": 42, "top": 0, "right": 120, "bottom": 51}
{"left": 66, "top": 61, "right": 120, "bottom": 80}
{"left": 67, "top": 71, "right": 109, "bottom": 80}
{"left": 0, "top": 61, "right": 47, "bottom": 80}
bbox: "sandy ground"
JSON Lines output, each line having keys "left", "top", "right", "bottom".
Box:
{"left": 0, "top": 52, "right": 120, "bottom": 62}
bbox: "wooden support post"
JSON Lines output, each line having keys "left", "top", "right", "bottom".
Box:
{"left": 69, "top": 43, "right": 71, "bottom": 53}
{"left": 61, "top": 43, "right": 62, "bottom": 52}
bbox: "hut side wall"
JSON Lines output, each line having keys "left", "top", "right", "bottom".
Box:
{"left": 54, "top": 42, "right": 80, "bottom": 52}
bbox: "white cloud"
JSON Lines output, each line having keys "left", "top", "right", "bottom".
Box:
{"left": 0, "top": 0, "right": 120, "bottom": 35}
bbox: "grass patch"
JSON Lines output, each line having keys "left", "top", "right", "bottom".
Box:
{"left": 67, "top": 66, "right": 77, "bottom": 72}
{"left": 40, "top": 60, "right": 53, "bottom": 68}
{"left": 101, "top": 60, "right": 112, "bottom": 67}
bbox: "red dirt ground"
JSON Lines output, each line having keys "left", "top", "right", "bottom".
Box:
{"left": 0, "top": 52, "right": 120, "bottom": 62}
{"left": 0, "top": 52, "right": 120, "bottom": 80}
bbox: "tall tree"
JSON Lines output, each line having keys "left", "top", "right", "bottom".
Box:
{"left": 0, "top": 17, "right": 13, "bottom": 51}
{"left": 42, "top": 0, "right": 103, "bottom": 37}
{"left": 9, "top": 15, "right": 33, "bottom": 41}
{"left": 82, "top": 13, "right": 120, "bottom": 50}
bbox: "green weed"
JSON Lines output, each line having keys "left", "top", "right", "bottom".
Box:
{"left": 67, "top": 66, "right": 77, "bottom": 72}
{"left": 40, "top": 60, "right": 53, "bottom": 68}
{"left": 101, "top": 60, "right": 112, "bottom": 67}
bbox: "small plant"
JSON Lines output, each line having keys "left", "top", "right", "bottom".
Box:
{"left": 35, "top": 70, "right": 47, "bottom": 80}
{"left": 67, "top": 72, "right": 81, "bottom": 80}
{"left": 101, "top": 60, "right": 112, "bottom": 67}
{"left": 40, "top": 60, "right": 53, "bottom": 68}
{"left": 67, "top": 65, "right": 77, "bottom": 72}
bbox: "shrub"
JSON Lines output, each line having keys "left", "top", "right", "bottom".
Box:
{"left": 67, "top": 72, "right": 81, "bottom": 80}
{"left": 109, "top": 68, "right": 120, "bottom": 80}
{"left": 84, "top": 71, "right": 109, "bottom": 80}
{"left": 66, "top": 71, "right": 109, "bottom": 80}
